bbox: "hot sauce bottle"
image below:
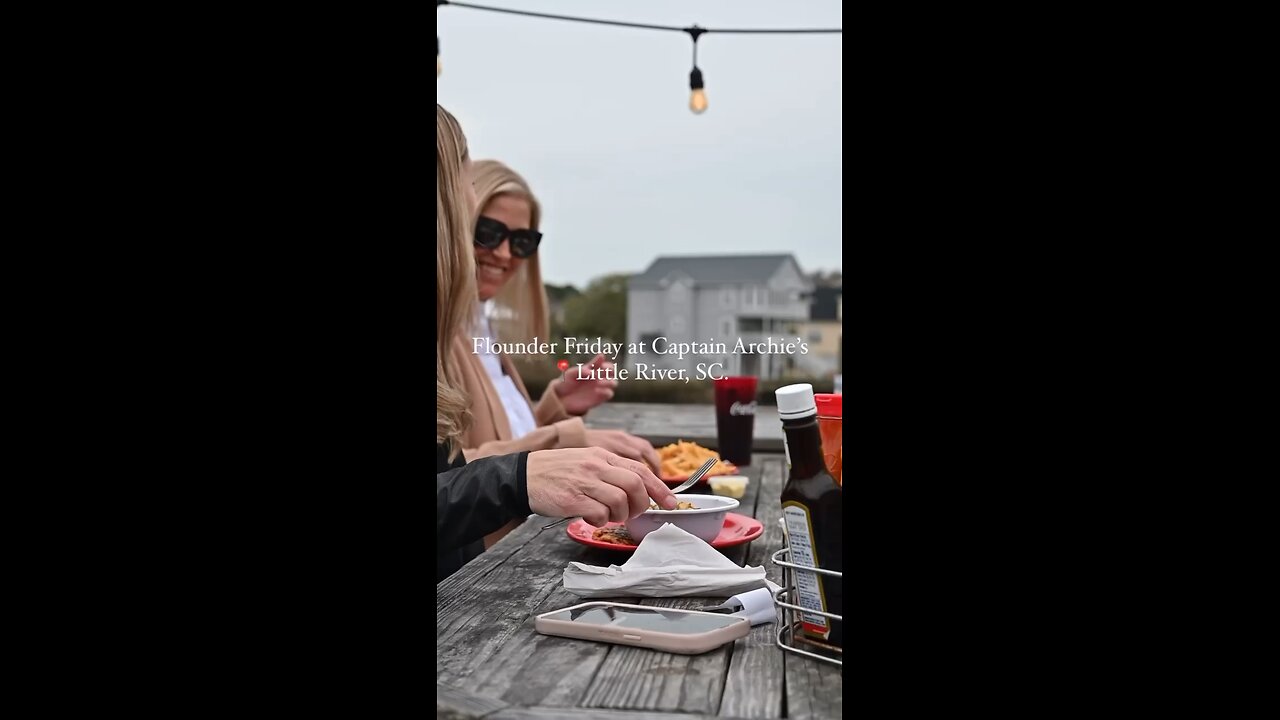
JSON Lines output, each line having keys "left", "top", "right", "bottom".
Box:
{"left": 776, "top": 383, "right": 843, "bottom": 648}
{"left": 814, "top": 393, "right": 842, "bottom": 486}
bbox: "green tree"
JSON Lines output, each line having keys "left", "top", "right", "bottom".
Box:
{"left": 543, "top": 283, "right": 581, "bottom": 342}
{"left": 561, "top": 273, "right": 629, "bottom": 361}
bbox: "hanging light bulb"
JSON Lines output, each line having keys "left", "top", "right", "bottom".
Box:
{"left": 689, "top": 67, "right": 707, "bottom": 114}
{"left": 684, "top": 26, "right": 708, "bottom": 115}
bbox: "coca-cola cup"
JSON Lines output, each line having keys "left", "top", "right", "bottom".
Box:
{"left": 714, "top": 376, "right": 758, "bottom": 466}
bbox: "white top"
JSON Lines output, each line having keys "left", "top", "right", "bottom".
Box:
{"left": 475, "top": 308, "right": 538, "bottom": 439}
{"left": 775, "top": 383, "right": 816, "bottom": 419}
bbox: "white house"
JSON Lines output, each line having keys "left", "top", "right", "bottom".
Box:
{"left": 626, "top": 254, "right": 814, "bottom": 380}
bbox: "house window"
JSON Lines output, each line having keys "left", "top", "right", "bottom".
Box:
{"left": 721, "top": 319, "right": 732, "bottom": 338}
{"left": 738, "top": 317, "right": 763, "bottom": 333}
{"left": 721, "top": 288, "right": 735, "bottom": 308}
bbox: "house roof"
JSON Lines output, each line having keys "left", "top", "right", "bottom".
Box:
{"left": 628, "top": 254, "right": 801, "bottom": 289}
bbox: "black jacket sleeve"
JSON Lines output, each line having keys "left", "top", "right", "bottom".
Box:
{"left": 436, "top": 450, "right": 532, "bottom": 550}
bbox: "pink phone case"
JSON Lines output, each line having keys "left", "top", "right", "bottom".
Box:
{"left": 534, "top": 601, "right": 750, "bottom": 655}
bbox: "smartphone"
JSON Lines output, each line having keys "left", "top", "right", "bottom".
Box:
{"left": 534, "top": 601, "right": 750, "bottom": 655}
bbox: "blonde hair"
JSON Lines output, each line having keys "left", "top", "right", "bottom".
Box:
{"left": 471, "top": 159, "right": 550, "bottom": 348}
{"left": 437, "top": 105, "right": 476, "bottom": 457}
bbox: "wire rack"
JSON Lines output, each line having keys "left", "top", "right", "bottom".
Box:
{"left": 770, "top": 518, "right": 842, "bottom": 667}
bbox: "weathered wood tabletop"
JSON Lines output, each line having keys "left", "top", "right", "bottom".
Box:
{"left": 581, "top": 403, "right": 783, "bottom": 453}
{"left": 437, "top": 453, "right": 843, "bottom": 720}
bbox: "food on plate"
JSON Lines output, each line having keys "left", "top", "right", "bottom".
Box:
{"left": 591, "top": 526, "right": 637, "bottom": 546}
{"left": 708, "top": 476, "right": 748, "bottom": 499}
{"left": 648, "top": 500, "right": 698, "bottom": 510}
{"left": 657, "top": 440, "right": 738, "bottom": 478}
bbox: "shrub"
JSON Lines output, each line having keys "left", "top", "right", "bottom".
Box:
{"left": 614, "top": 379, "right": 714, "bottom": 404}
{"left": 514, "top": 356, "right": 835, "bottom": 406}
{"left": 511, "top": 356, "right": 560, "bottom": 400}
{"left": 755, "top": 375, "right": 836, "bottom": 405}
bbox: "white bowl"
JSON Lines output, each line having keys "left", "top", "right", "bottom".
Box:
{"left": 625, "top": 494, "right": 740, "bottom": 543}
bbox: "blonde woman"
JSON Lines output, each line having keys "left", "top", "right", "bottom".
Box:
{"left": 436, "top": 106, "right": 675, "bottom": 582}
{"left": 450, "top": 159, "right": 661, "bottom": 547}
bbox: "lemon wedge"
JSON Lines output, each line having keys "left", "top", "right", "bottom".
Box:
{"left": 709, "top": 476, "right": 748, "bottom": 499}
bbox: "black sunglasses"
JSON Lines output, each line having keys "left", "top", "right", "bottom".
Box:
{"left": 475, "top": 216, "right": 542, "bottom": 258}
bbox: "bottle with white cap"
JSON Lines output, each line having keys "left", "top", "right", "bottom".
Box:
{"left": 775, "top": 383, "right": 843, "bottom": 649}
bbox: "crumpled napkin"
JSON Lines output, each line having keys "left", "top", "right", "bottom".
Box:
{"left": 563, "top": 523, "right": 781, "bottom": 600}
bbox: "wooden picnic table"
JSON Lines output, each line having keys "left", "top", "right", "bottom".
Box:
{"left": 437, "top": 453, "right": 843, "bottom": 720}
{"left": 582, "top": 403, "right": 784, "bottom": 454}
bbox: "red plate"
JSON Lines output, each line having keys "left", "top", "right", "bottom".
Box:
{"left": 566, "top": 513, "right": 764, "bottom": 552}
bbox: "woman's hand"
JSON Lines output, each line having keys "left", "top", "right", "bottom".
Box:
{"left": 526, "top": 447, "right": 678, "bottom": 526}
{"left": 554, "top": 353, "right": 617, "bottom": 415}
{"left": 584, "top": 429, "right": 661, "bottom": 474}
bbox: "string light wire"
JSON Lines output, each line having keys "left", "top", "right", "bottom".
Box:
{"left": 437, "top": 1, "right": 841, "bottom": 113}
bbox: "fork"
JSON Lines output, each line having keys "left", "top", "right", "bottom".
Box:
{"left": 541, "top": 457, "right": 718, "bottom": 531}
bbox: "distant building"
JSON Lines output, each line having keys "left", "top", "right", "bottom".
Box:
{"left": 626, "top": 254, "right": 814, "bottom": 380}
{"left": 794, "top": 282, "right": 842, "bottom": 378}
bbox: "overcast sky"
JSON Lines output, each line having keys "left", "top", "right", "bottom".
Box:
{"left": 437, "top": 1, "right": 842, "bottom": 288}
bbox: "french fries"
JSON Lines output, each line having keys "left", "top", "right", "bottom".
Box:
{"left": 657, "top": 440, "right": 737, "bottom": 478}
